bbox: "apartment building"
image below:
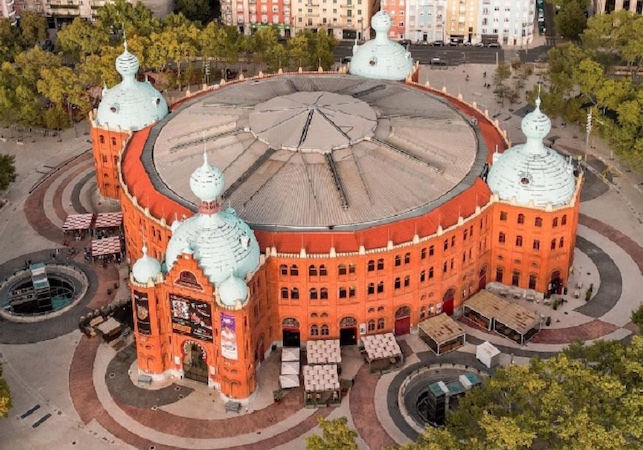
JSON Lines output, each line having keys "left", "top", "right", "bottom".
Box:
{"left": 594, "top": 0, "right": 643, "bottom": 14}
{"left": 477, "top": 0, "right": 533, "bottom": 46}
{"left": 222, "top": 0, "right": 372, "bottom": 39}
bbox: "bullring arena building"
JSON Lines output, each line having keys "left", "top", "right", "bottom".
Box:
{"left": 89, "top": 12, "right": 582, "bottom": 401}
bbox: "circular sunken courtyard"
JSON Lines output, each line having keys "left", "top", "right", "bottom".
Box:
{"left": 151, "top": 74, "right": 486, "bottom": 231}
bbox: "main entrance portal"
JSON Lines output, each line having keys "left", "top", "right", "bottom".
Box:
{"left": 183, "top": 342, "right": 208, "bottom": 384}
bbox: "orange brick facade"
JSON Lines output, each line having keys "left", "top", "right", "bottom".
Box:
{"left": 89, "top": 116, "right": 131, "bottom": 199}
{"left": 91, "top": 74, "right": 582, "bottom": 401}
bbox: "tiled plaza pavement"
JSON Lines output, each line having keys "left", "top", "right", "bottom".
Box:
{"left": 350, "top": 365, "right": 397, "bottom": 450}
{"left": 530, "top": 319, "right": 619, "bottom": 344}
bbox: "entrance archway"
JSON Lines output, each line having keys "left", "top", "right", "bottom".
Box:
{"left": 478, "top": 266, "right": 488, "bottom": 291}
{"left": 442, "top": 288, "right": 456, "bottom": 316}
{"left": 282, "top": 317, "right": 301, "bottom": 347}
{"left": 183, "top": 341, "right": 208, "bottom": 384}
{"left": 549, "top": 270, "right": 562, "bottom": 296}
{"left": 394, "top": 306, "right": 412, "bottom": 336}
{"left": 339, "top": 316, "right": 357, "bottom": 346}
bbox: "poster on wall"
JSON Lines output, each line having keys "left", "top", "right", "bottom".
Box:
{"left": 169, "top": 294, "right": 213, "bottom": 342}
{"left": 134, "top": 291, "right": 151, "bottom": 335}
{"left": 220, "top": 312, "right": 238, "bottom": 360}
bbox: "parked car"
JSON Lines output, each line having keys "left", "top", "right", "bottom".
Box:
{"left": 430, "top": 57, "right": 446, "bottom": 65}
{"left": 474, "top": 42, "right": 485, "bottom": 47}
{"left": 463, "top": 41, "right": 472, "bottom": 46}
{"left": 487, "top": 42, "right": 501, "bottom": 48}
{"left": 448, "top": 40, "right": 459, "bottom": 46}
{"left": 341, "top": 56, "right": 352, "bottom": 64}
{"left": 398, "top": 39, "right": 412, "bottom": 47}
{"left": 430, "top": 40, "right": 445, "bottom": 46}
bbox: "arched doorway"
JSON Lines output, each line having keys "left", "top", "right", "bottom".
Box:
{"left": 548, "top": 270, "right": 562, "bottom": 297}
{"left": 256, "top": 337, "right": 265, "bottom": 364}
{"left": 394, "top": 306, "right": 412, "bottom": 335}
{"left": 183, "top": 341, "right": 208, "bottom": 384}
{"left": 442, "top": 288, "right": 456, "bottom": 316}
{"left": 339, "top": 316, "right": 357, "bottom": 346}
{"left": 478, "top": 266, "right": 488, "bottom": 291}
{"left": 282, "top": 317, "right": 300, "bottom": 347}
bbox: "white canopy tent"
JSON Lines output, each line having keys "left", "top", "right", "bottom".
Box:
{"left": 281, "top": 361, "right": 300, "bottom": 376}
{"left": 279, "top": 374, "right": 300, "bottom": 389}
{"left": 282, "top": 346, "right": 300, "bottom": 362}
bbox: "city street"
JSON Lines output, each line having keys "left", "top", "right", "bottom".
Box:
{"left": 334, "top": 41, "right": 506, "bottom": 66}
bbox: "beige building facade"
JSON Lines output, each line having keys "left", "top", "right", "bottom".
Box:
{"left": 593, "top": 0, "right": 643, "bottom": 14}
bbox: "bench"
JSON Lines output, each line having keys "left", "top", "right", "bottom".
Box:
{"left": 225, "top": 401, "right": 242, "bottom": 414}
{"left": 137, "top": 374, "right": 153, "bottom": 386}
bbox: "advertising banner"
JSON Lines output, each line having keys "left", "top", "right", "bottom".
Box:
{"left": 133, "top": 291, "right": 151, "bottom": 335}
{"left": 220, "top": 312, "right": 238, "bottom": 360}
{"left": 169, "top": 294, "right": 213, "bottom": 342}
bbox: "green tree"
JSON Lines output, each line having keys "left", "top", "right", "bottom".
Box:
{"left": 411, "top": 336, "right": 643, "bottom": 449}
{"left": 0, "top": 154, "right": 16, "bottom": 192}
{"left": 0, "top": 18, "right": 23, "bottom": 62}
{"left": 97, "top": 0, "right": 161, "bottom": 38}
{"left": 632, "top": 304, "right": 643, "bottom": 332}
{"left": 306, "top": 417, "right": 358, "bottom": 450}
{"left": 57, "top": 17, "right": 111, "bottom": 60}
{"left": 552, "top": 0, "right": 589, "bottom": 41}
{"left": 175, "top": 0, "right": 212, "bottom": 23}
{"left": 288, "top": 31, "right": 313, "bottom": 69}
{"left": 18, "top": 11, "right": 47, "bottom": 47}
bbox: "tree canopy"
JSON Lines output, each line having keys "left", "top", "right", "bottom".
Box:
{"left": 306, "top": 417, "right": 358, "bottom": 450}
{"left": 0, "top": 154, "right": 16, "bottom": 192}
{"left": 404, "top": 336, "right": 643, "bottom": 450}
{"left": 551, "top": 0, "right": 589, "bottom": 41}
{"left": 0, "top": 362, "right": 11, "bottom": 418}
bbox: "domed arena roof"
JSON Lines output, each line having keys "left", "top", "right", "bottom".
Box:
{"left": 132, "top": 245, "right": 161, "bottom": 284}
{"left": 349, "top": 11, "right": 414, "bottom": 81}
{"left": 95, "top": 42, "right": 169, "bottom": 131}
{"left": 218, "top": 272, "right": 249, "bottom": 306}
{"left": 486, "top": 98, "right": 577, "bottom": 207}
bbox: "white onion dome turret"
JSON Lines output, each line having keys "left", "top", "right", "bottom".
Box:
{"left": 132, "top": 245, "right": 161, "bottom": 284}
{"left": 165, "top": 160, "right": 260, "bottom": 287}
{"left": 349, "top": 11, "right": 414, "bottom": 81}
{"left": 95, "top": 41, "right": 168, "bottom": 132}
{"left": 486, "top": 97, "right": 577, "bottom": 207}
{"left": 189, "top": 150, "right": 225, "bottom": 203}
{"left": 218, "top": 272, "right": 249, "bottom": 306}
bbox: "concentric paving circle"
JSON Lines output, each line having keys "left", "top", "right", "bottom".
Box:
{"left": 248, "top": 91, "right": 377, "bottom": 153}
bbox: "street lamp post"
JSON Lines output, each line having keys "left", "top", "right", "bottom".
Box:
{"left": 585, "top": 108, "right": 592, "bottom": 163}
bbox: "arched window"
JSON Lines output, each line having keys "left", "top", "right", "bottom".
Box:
{"left": 368, "top": 283, "right": 375, "bottom": 295}
{"left": 421, "top": 248, "right": 427, "bottom": 259}
{"left": 443, "top": 261, "right": 448, "bottom": 273}
{"left": 281, "top": 287, "right": 289, "bottom": 299}
{"left": 420, "top": 306, "right": 427, "bottom": 319}
{"left": 338, "top": 264, "right": 347, "bottom": 275}
{"left": 429, "top": 267, "right": 434, "bottom": 279}
{"left": 561, "top": 215, "right": 567, "bottom": 226}
{"left": 280, "top": 264, "right": 288, "bottom": 275}
{"left": 368, "top": 307, "right": 375, "bottom": 313}
{"left": 291, "top": 287, "right": 299, "bottom": 299}
{"left": 309, "top": 288, "right": 318, "bottom": 300}
{"left": 320, "top": 288, "right": 328, "bottom": 299}
{"left": 404, "top": 276, "right": 410, "bottom": 287}
{"left": 533, "top": 239, "right": 540, "bottom": 250}
{"left": 349, "top": 287, "right": 356, "bottom": 297}
{"left": 290, "top": 265, "right": 299, "bottom": 276}
{"left": 420, "top": 270, "right": 426, "bottom": 283}
{"left": 559, "top": 237, "right": 564, "bottom": 248}
{"left": 367, "top": 320, "right": 375, "bottom": 332}
{"left": 321, "top": 324, "right": 329, "bottom": 336}
{"left": 517, "top": 213, "right": 525, "bottom": 224}
{"left": 516, "top": 235, "right": 523, "bottom": 247}
{"left": 496, "top": 266, "right": 504, "bottom": 283}
{"left": 463, "top": 229, "right": 468, "bottom": 240}
{"left": 429, "top": 245, "right": 435, "bottom": 256}
{"left": 512, "top": 271, "right": 520, "bottom": 286}
{"left": 102, "top": 154, "right": 108, "bottom": 163}
{"left": 377, "top": 306, "right": 385, "bottom": 312}
{"left": 319, "top": 265, "right": 327, "bottom": 276}
{"left": 429, "top": 304, "right": 435, "bottom": 315}
{"left": 368, "top": 260, "right": 375, "bottom": 272}
{"left": 500, "top": 211, "right": 508, "bottom": 221}
{"left": 529, "top": 274, "right": 537, "bottom": 290}
{"left": 535, "top": 217, "right": 543, "bottom": 227}
{"left": 499, "top": 232, "right": 506, "bottom": 243}
{"left": 310, "top": 312, "right": 318, "bottom": 318}
{"left": 348, "top": 264, "right": 356, "bottom": 274}
{"left": 310, "top": 324, "right": 319, "bottom": 336}
{"left": 99, "top": 135, "right": 105, "bottom": 144}
{"left": 551, "top": 239, "right": 557, "bottom": 250}
{"left": 338, "top": 287, "right": 347, "bottom": 298}
{"left": 451, "top": 236, "right": 456, "bottom": 247}
{"left": 553, "top": 217, "right": 559, "bottom": 227}
{"left": 404, "top": 252, "right": 411, "bottom": 264}
{"left": 377, "top": 318, "right": 385, "bottom": 330}
{"left": 443, "top": 239, "right": 448, "bottom": 251}
{"left": 394, "top": 277, "right": 401, "bottom": 289}
{"left": 309, "top": 265, "right": 317, "bottom": 276}
{"left": 321, "top": 312, "right": 329, "bottom": 318}
{"left": 394, "top": 255, "right": 401, "bottom": 267}
{"left": 377, "top": 259, "right": 384, "bottom": 270}
{"left": 111, "top": 137, "right": 117, "bottom": 146}
{"left": 377, "top": 281, "right": 384, "bottom": 293}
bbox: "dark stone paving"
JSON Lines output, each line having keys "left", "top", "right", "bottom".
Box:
{"left": 71, "top": 171, "right": 95, "bottom": 214}
{"left": 0, "top": 250, "right": 98, "bottom": 344}
{"left": 579, "top": 169, "right": 609, "bottom": 202}
{"left": 574, "top": 235, "right": 622, "bottom": 317}
{"left": 105, "top": 345, "right": 195, "bottom": 408}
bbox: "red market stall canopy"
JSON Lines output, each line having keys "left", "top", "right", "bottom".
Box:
{"left": 62, "top": 213, "right": 94, "bottom": 231}
{"left": 91, "top": 236, "right": 122, "bottom": 257}
{"left": 94, "top": 212, "right": 123, "bottom": 229}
